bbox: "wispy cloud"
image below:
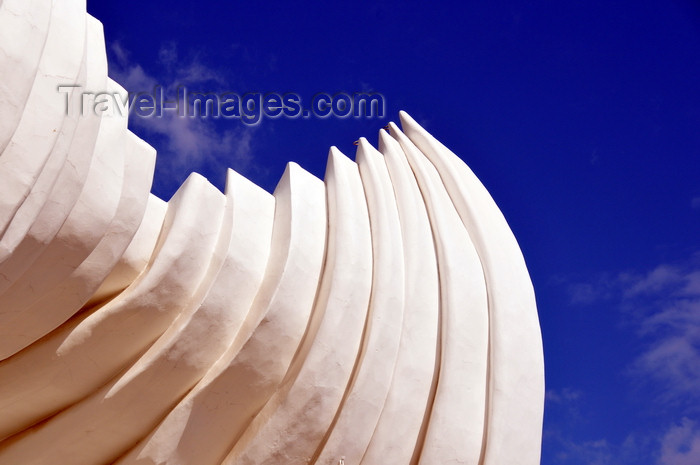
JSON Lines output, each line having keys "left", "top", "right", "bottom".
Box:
{"left": 106, "top": 41, "right": 258, "bottom": 197}
{"left": 544, "top": 429, "right": 651, "bottom": 465}
{"left": 543, "top": 386, "right": 653, "bottom": 465}
{"left": 565, "top": 260, "right": 699, "bottom": 306}
{"left": 619, "top": 264, "right": 684, "bottom": 299}
{"left": 550, "top": 436, "right": 613, "bottom": 465}
{"left": 546, "top": 387, "right": 582, "bottom": 404}
{"left": 136, "top": 110, "right": 254, "bottom": 172}
{"left": 110, "top": 41, "right": 225, "bottom": 90}
{"left": 659, "top": 418, "right": 700, "bottom": 465}
{"left": 555, "top": 254, "right": 700, "bottom": 464}
{"left": 567, "top": 258, "right": 700, "bottom": 408}
{"left": 567, "top": 277, "right": 614, "bottom": 305}
{"left": 620, "top": 262, "right": 700, "bottom": 411}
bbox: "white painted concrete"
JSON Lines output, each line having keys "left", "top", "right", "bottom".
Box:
{"left": 0, "top": 2, "right": 544, "bottom": 463}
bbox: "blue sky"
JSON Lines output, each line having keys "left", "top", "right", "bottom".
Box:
{"left": 86, "top": 1, "right": 699, "bottom": 463}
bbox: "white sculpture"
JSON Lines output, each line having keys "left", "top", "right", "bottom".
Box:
{"left": 0, "top": 0, "right": 544, "bottom": 464}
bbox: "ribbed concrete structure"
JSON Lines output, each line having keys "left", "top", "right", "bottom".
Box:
{"left": 0, "top": 1, "right": 544, "bottom": 464}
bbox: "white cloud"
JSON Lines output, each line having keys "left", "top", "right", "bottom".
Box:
{"left": 566, "top": 274, "right": 615, "bottom": 305}
{"left": 116, "top": 64, "right": 158, "bottom": 94}
{"left": 554, "top": 437, "right": 612, "bottom": 465}
{"left": 567, "top": 282, "right": 601, "bottom": 305}
{"left": 566, "top": 260, "right": 700, "bottom": 307}
{"left": 566, "top": 260, "right": 700, "bottom": 409}
{"left": 106, "top": 41, "right": 257, "bottom": 191}
{"left": 544, "top": 431, "right": 650, "bottom": 465}
{"left": 109, "top": 41, "right": 224, "bottom": 92}
{"left": 110, "top": 41, "right": 129, "bottom": 68}
{"left": 546, "top": 387, "right": 582, "bottom": 404}
{"left": 621, "top": 264, "right": 700, "bottom": 411}
{"left": 560, "top": 256, "right": 700, "bottom": 464}
{"left": 131, "top": 113, "right": 254, "bottom": 173}
{"left": 633, "top": 331, "right": 700, "bottom": 401}
{"left": 682, "top": 271, "right": 700, "bottom": 296}
{"left": 659, "top": 418, "right": 700, "bottom": 465}
{"left": 157, "top": 41, "right": 178, "bottom": 69}
{"left": 619, "top": 264, "right": 683, "bottom": 299}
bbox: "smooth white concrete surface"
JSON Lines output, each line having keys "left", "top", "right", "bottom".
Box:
{"left": 361, "top": 130, "right": 439, "bottom": 465}
{"left": 10, "top": 130, "right": 155, "bottom": 358}
{"left": 0, "top": 0, "right": 52, "bottom": 155}
{"left": 116, "top": 163, "right": 326, "bottom": 465}
{"left": 313, "top": 138, "right": 406, "bottom": 465}
{"left": 0, "top": 174, "right": 226, "bottom": 443}
{"left": 0, "top": 1, "right": 545, "bottom": 463}
{"left": 0, "top": 12, "right": 103, "bottom": 299}
{"left": 0, "top": 0, "right": 85, "bottom": 237}
{"left": 0, "top": 12, "right": 103, "bottom": 279}
{"left": 87, "top": 193, "right": 167, "bottom": 307}
{"left": 398, "top": 112, "right": 545, "bottom": 465}
{"left": 391, "top": 123, "right": 489, "bottom": 465}
{"left": 221, "top": 148, "right": 373, "bottom": 465}
{"left": 0, "top": 77, "right": 131, "bottom": 359}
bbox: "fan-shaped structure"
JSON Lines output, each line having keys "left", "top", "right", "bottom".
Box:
{"left": 0, "top": 0, "right": 544, "bottom": 464}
